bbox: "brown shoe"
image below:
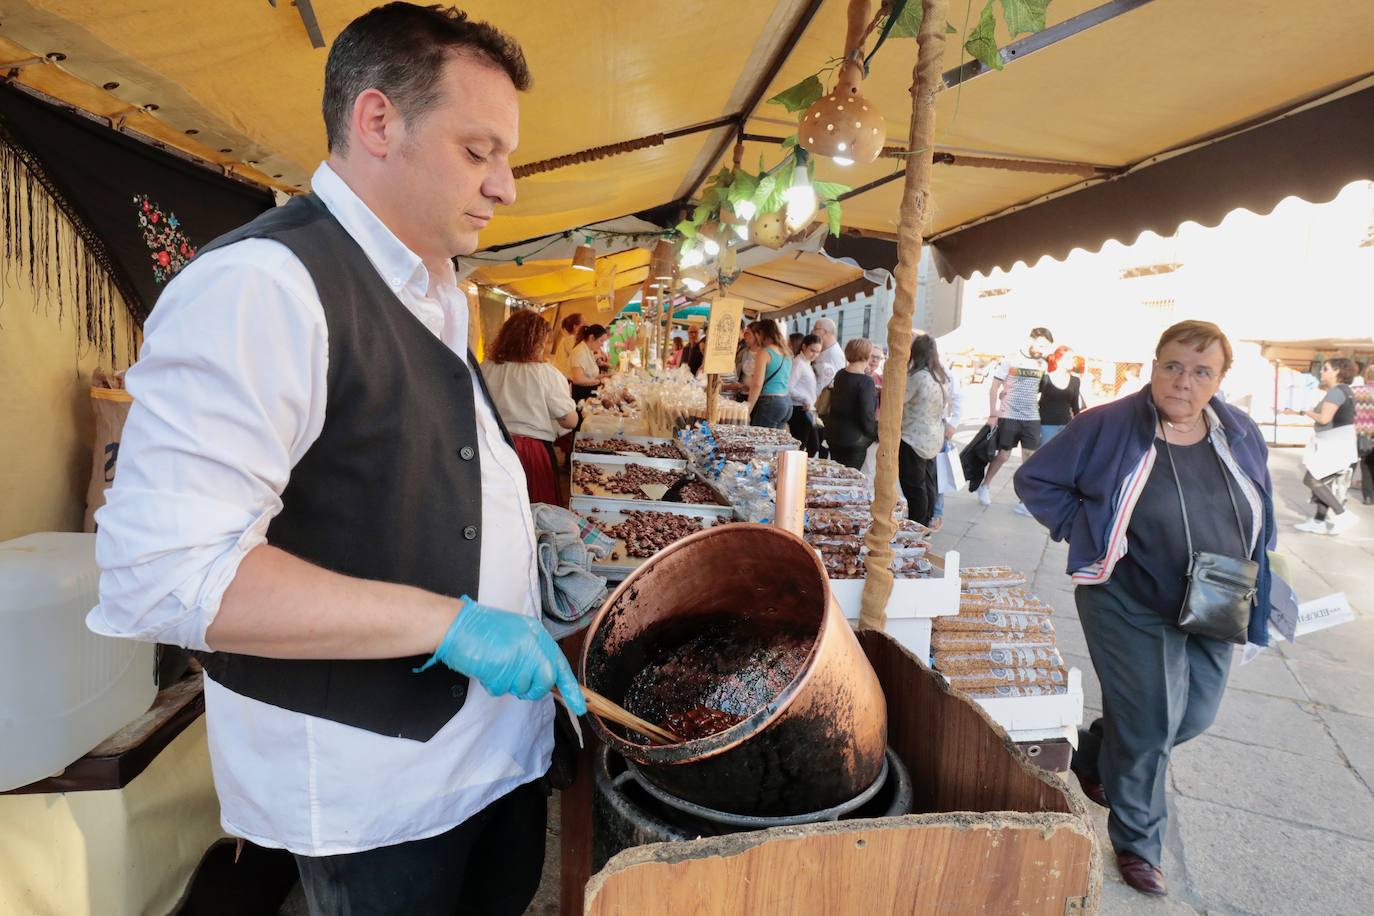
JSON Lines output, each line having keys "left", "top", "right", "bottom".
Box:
{"left": 1116, "top": 853, "right": 1167, "bottom": 896}
{"left": 1073, "top": 770, "right": 1108, "bottom": 807}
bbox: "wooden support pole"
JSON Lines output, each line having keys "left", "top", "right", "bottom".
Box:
{"left": 706, "top": 374, "right": 722, "bottom": 424}
{"left": 859, "top": 0, "right": 948, "bottom": 631}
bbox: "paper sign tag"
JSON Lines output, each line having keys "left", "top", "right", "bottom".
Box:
{"left": 702, "top": 297, "right": 746, "bottom": 375}
{"left": 1295, "top": 593, "right": 1354, "bottom": 638}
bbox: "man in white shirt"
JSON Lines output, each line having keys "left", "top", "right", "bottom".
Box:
{"left": 87, "top": 6, "right": 583, "bottom": 914}
{"left": 981, "top": 326, "right": 1053, "bottom": 511}
{"left": 811, "top": 317, "right": 846, "bottom": 391}
{"left": 810, "top": 317, "right": 846, "bottom": 457}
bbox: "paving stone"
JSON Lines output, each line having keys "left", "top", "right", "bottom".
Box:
{"left": 1171, "top": 735, "right": 1374, "bottom": 840}
{"left": 1319, "top": 708, "right": 1374, "bottom": 771}
{"left": 1098, "top": 874, "right": 1205, "bottom": 915}
{"left": 1208, "top": 689, "right": 1339, "bottom": 760}
{"left": 1288, "top": 657, "right": 1374, "bottom": 718}
{"left": 1290, "top": 615, "right": 1374, "bottom": 668}
{"left": 1173, "top": 795, "right": 1374, "bottom": 916}
{"left": 1224, "top": 648, "right": 1308, "bottom": 701}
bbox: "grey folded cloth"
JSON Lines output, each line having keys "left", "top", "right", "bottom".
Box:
{"left": 531, "top": 503, "right": 609, "bottom": 638}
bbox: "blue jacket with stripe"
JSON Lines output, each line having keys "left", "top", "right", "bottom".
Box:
{"left": 1013, "top": 385, "right": 1276, "bottom": 645}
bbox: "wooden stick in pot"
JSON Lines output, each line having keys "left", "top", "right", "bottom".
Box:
{"left": 556, "top": 686, "right": 682, "bottom": 745}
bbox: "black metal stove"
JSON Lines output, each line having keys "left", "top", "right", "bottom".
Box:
{"left": 592, "top": 745, "right": 913, "bottom": 871}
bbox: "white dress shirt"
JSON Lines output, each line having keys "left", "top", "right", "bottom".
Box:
{"left": 814, "top": 342, "right": 847, "bottom": 391}
{"left": 89, "top": 163, "right": 551, "bottom": 857}
{"left": 789, "top": 357, "right": 818, "bottom": 409}
{"left": 482, "top": 359, "right": 576, "bottom": 441}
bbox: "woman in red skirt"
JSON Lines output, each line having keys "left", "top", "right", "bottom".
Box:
{"left": 482, "top": 309, "right": 579, "bottom": 506}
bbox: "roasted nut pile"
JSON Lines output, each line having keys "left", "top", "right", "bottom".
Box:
{"left": 579, "top": 437, "right": 680, "bottom": 459}
{"left": 676, "top": 480, "right": 722, "bottom": 505}
{"left": 594, "top": 509, "right": 705, "bottom": 558}
{"left": 571, "top": 462, "right": 609, "bottom": 494}
{"left": 604, "top": 463, "right": 680, "bottom": 496}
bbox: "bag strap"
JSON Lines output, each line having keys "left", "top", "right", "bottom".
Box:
{"left": 762, "top": 349, "right": 785, "bottom": 388}
{"left": 1158, "top": 413, "right": 1248, "bottom": 560}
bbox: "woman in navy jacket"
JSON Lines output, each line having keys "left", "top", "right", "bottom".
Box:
{"left": 1014, "top": 320, "right": 1276, "bottom": 899}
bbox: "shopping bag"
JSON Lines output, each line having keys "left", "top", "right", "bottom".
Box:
{"left": 936, "top": 442, "right": 965, "bottom": 494}
{"left": 84, "top": 385, "right": 134, "bottom": 532}
{"left": 1302, "top": 425, "right": 1357, "bottom": 480}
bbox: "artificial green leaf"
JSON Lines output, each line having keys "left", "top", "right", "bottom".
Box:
{"left": 676, "top": 220, "right": 697, "bottom": 239}
{"left": 752, "top": 174, "right": 777, "bottom": 211}
{"left": 887, "top": 1, "right": 924, "bottom": 38}
{"left": 765, "top": 157, "right": 797, "bottom": 212}
{"left": 999, "top": 0, "right": 1052, "bottom": 37}
{"left": 811, "top": 179, "right": 852, "bottom": 202}
{"left": 692, "top": 202, "right": 713, "bottom": 224}
{"left": 767, "top": 74, "right": 825, "bottom": 113}
{"left": 727, "top": 170, "right": 760, "bottom": 205}
{"left": 825, "top": 200, "right": 843, "bottom": 237}
{"left": 945, "top": 21, "right": 958, "bottom": 33}
{"left": 781, "top": 135, "right": 798, "bottom": 150}
{"left": 965, "top": 0, "right": 1004, "bottom": 71}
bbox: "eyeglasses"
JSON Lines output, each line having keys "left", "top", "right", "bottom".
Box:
{"left": 1156, "top": 362, "right": 1216, "bottom": 383}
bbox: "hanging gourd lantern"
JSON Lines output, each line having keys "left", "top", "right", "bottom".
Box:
{"left": 750, "top": 211, "right": 787, "bottom": 249}
{"left": 799, "top": 58, "right": 885, "bottom": 165}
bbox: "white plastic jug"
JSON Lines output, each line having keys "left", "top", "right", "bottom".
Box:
{"left": 0, "top": 532, "right": 155, "bottom": 791}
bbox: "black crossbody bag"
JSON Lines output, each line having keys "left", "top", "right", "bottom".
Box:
{"left": 1158, "top": 415, "right": 1258, "bottom": 645}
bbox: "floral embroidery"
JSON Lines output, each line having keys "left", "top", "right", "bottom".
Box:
{"left": 134, "top": 194, "right": 195, "bottom": 284}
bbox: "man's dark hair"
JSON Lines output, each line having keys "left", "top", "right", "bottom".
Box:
{"left": 323, "top": 3, "right": 530, "bottom": 154}
{"left": 1030, "top": 326, "right": 1054, "bottom": 343}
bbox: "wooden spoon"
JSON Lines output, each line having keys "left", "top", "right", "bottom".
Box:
{"left": 558, "top": 686, "right": 682, "bottom": 745}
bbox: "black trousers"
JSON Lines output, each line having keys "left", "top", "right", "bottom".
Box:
{"left": 1361, "top": 451, "right": 1374, "bottom": 504}
{"left": 1303, "top": 470, "right": 1346, "bottom": 520}
{"left": 788, "top": 406, "right": 821, "bottom": 457}
{"left": 898, "top": 442, "right": 937, "bottom": 526}
{"left": 293, "top": 780, "right": 547, "bottom": 916}
{"left": 828, "top": 443, "right": 868, "bottom": 470}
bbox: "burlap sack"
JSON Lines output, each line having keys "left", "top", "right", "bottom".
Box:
{"left": 84, "top": 387, "right": 133, "bottom": 532}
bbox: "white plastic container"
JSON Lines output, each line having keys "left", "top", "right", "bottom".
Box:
{"left": 0, "top": 532, "right": 155, "bottom": 791}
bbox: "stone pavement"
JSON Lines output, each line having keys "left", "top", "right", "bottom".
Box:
{"left": 934, "top": 444, "right": 1374, "bottom": 916}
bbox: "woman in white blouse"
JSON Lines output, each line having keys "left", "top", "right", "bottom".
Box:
{"left": 788, "top": 333, "right": 823, "bottom": 456}
{"left": 568, "top": 323, "right": 608, "bottom": 403}
{"left": 483, "top": 309, "right": 578, "bottom": 506}
{"left": 900, "top": 333, "right": 950, "bottom": 526}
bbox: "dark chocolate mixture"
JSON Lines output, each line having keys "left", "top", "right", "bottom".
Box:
{"left": 623, "top": 619, "right": 813, "bottom": 740}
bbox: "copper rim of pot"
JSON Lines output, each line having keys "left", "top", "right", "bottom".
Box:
{"left": 579, "top": 522, "right": 832, "bottom": 766}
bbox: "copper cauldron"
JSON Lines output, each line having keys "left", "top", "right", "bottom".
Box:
{"left": 580, "top": 523, "right": 887, "bottom": 817}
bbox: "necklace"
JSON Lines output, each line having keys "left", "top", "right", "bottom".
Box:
{"left": 1164, "top": 416, "right": 1203, "bottom": 434}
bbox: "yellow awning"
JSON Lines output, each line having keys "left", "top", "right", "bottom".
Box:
{"left": 1, "top": 0, "right": 1370, "bottom": 264}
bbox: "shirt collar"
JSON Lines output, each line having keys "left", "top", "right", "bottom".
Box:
{"left": 309, "top": 162, "right": 439, "bottom": 297}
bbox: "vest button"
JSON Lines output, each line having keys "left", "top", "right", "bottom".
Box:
{"left": 459, "top": 445, "right": 475, "bottom": 460}
{"left": 451, "top": 684, "right": 464, "bottom": 699}
{"left": 463, "top": 525, "right": 478, "bottom": 540}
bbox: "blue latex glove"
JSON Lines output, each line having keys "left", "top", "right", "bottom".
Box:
{"left": 415, "top": 596, "right": 587, "bottom": 715}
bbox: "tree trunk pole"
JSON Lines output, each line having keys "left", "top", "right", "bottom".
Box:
{"left": 859, "top": 0, "right": 948, "bottom": 630}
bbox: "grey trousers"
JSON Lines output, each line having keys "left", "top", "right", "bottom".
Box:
{"left": 1074, "top": 580, "right": 1232, "bottom": 866}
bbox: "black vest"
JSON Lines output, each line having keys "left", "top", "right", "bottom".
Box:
{"left": 194, "top": 194, "right": 511, "bottom": 741}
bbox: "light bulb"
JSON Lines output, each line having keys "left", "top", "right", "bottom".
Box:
{"left": 682, "top": 276, "right": 706, "bottom": 292}
{"left": 680, "top": 247, "right": 705, "bottom": 268}
{"left": 734, "top": 200, "right": 757, "bottom": 221}
{"left": 732, "top": 222, "right": 749, "bottom": 240}
{"left": 702, "top": 235, "right": 720, "bottom": 257}
{"left": 784, "top": 166, "right": 817, "bottom": 232}
{"left": 832, "top": 156, "right": 854, "bottom": 167}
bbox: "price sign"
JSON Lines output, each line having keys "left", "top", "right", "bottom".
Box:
{"left": 703, "top": 297, "right": 745, "bottom": 375}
